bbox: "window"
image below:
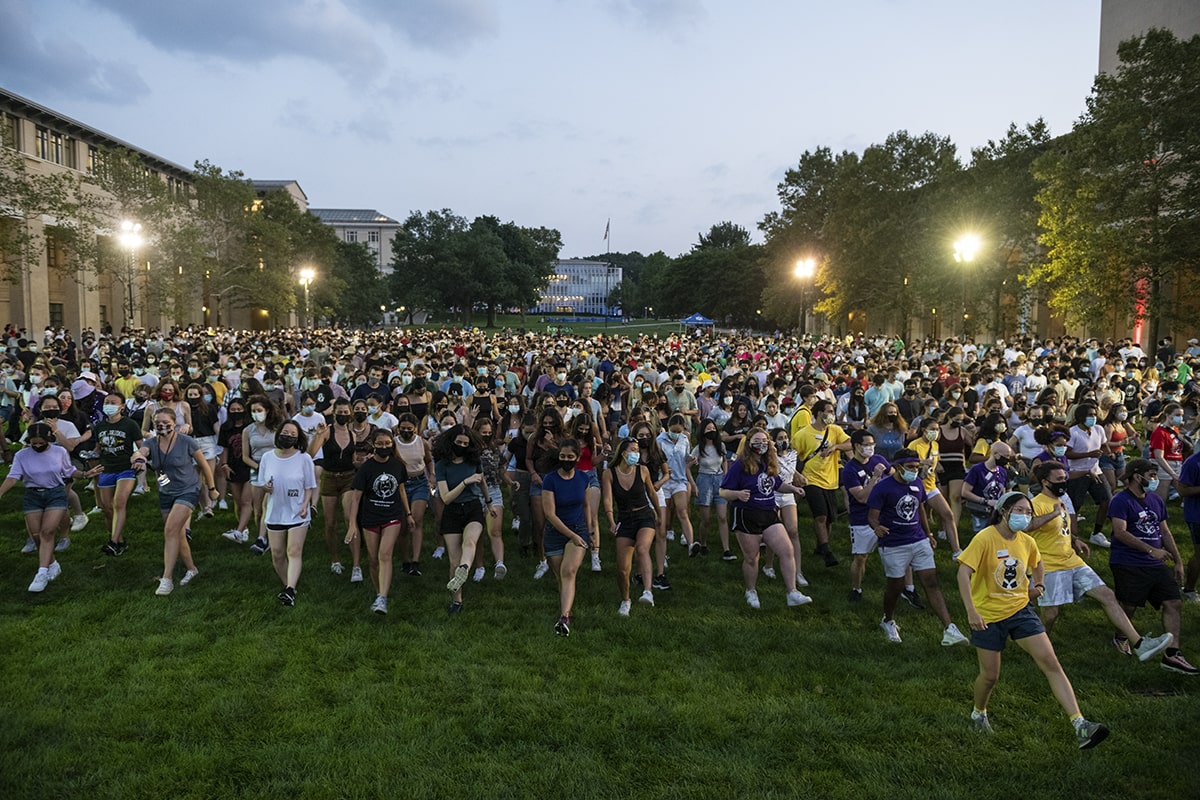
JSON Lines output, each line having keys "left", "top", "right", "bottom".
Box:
{"left": 48, "top": 303, "right": 64, "bottom": 328}
{"left": 367, "top": 230, "right": 380, "bottom": 244}
{"left": 99, "top": 305, "right": 107, "bottom": 327}
{"left": 1, "top": 113, "right": 18, "bottom": 149}
{"left": 345, "top": 230, "right": 358, "bottom": 243}
{"left": 62, "top": 136, "right": 76, "bottom": 169}
{"left": 35, "top": 126, "right": 50, "bottom": 160}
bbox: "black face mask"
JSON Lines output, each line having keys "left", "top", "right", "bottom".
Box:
{"left": 1048, "top": 481, "right": 1069, "bottom": 497}
{"left": 995, "top": 457, "right": 1011, "bottom": 468}
{"left": 374, "top": 446, "right": 392, "bottom": 458}
{"left": 335, "top": 414, "right": 351, "bottom": 426}
{"left": 277, "top": 434, "right": 297, "bottom": 449}
{"left": 559, "top": 458, "right": 577, "bottom": 467}
{"left": 31, "top": 443, "right": 49, "bottom": 452}
{"left": 228, "top": 413, "right": 245, "bottom": 425}
{"left": 452, "top": 443, "right": 470, "bottom": 457}
{"left": 353, "top": 411, "right": 368, "bottom": 423}
{"left": 704, "top": 430, "right": 719, "bottom": 440}
{"left": 40, "top": 409, "right": 60, "bottom": 419}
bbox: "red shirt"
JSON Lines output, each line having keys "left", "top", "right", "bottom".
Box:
{"left": 1150, "top": 425, "right": 1183, "bottom": 462}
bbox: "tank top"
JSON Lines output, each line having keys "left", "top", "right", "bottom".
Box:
{"left": 1107, "top": 424, "right": 1127, "bottom": 448}
{"left": 396, "top": 435, "right": 426, "bottom": 476}
{"left": 938, "top": 428, "right": 966, "bottom": 462}
{"left": 578, "top": 442, "right": 595, "bottom": 472}
{"left": 321, "top": 426, "right": 357, "bottom": 472}
{"left": 612, "top": 466, "right": 653, "bottom": 515}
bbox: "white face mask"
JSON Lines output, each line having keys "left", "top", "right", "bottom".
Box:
{"left": 858, "top": 445, "right": 875, "bottom": 458}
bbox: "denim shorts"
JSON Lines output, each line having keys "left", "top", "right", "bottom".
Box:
{"left": 578, "top": 469, "right": 601, "bottom": 490}
{"left": 159, "top": 489, "right": 200, "bottom": 512}
{"left": 1098, "top": 452, "right": 1125, "bottom": 473}
{"left": 23, "top": 485, "right": 68, "bottom": 513}
{"left": 695, "top": 472, "right": 726, "bottom": 506}
{"left": 544, "top": 517, "right": 591, "bottom": 557}
{"left": 98, "top": 470, "right": 137, "bottom": 488}
{"left": 488, "top": 484, "right": 504, "bottom": 508}
{"left": 970, "top": 605, "right": 1045, "bottom": 652}
{"left": 405, "top": 476, "right": 431, "bottom": 504}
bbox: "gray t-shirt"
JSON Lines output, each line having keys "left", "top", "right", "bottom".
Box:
{"left": 147, "top": 433, "right": 201, "bottom": 495}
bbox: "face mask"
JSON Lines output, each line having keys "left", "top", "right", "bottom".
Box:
{"left": 302, "top": 404, "right": 316, "bottom": 414}
{"left": 1029, "top": 417, "right": 1044, "bottom": 426}
{"left": 556, "top": 373, "right": 567, "bottom": 382}
{"left": 31, "top": 442, "right": 49, "bottom": 452}
{"left": 277, "top": 434, "right": 297, "bottom": 449}
{"left": 451, "top": 443, "right": 470, "bottom": 457}
{"left": 187, "top": 367, "right": 199, "bottom": 376}
{"left": 187, "top": 396, "right": 201, "bottom": 406}
{"left": 440, "top": 423, "right": 454, "bottom": 431}
{"left": 858, "top": 445, "right": 875, "bottom": 458}
{"left": 355, "top": 378, "right": 367, "bottom": 387}
{"left": 155, "top": 423, "right": 174, "bottom": 435}
{"left": 995, "top": 424, "right": 1007, "bottom": 434}
{"left": 950, "top": 391, "right": 960, "bottom": 399}
{"left": 353, "top": 411, "right": 368, "bottom": 423}
{"left": 899, "top": 469, "right": 918, "bottom": 483}
{"left": 451, "top": 375, "right": 462, "bottom": 385}
{"left": 668, "top": 431, "right": 682, "bottom": 441}
{"left": 252, "top": 411, "right": 267, "bottom": 423}
{"left": 750, "top": 441, "right": 770, "bottom": 455}
{"left": 623, "top": 451, "right": 641, "bottom": 466}
{"left": 40, "top": 409, "right": 60, "bottom": 419}
{"left": 774, "top": 440, "right": 788, "bottom": 453}
{"left": 1145, "top": 477, "right": 1160, "bottom": 492}
{"left": 403, "top": 375, "right": 413, "bottom": 386}
{"left": 1170, "top": 415, "right": 1184, "bottom": 426}
{"left": 103, "top": 403, "right": 121, "bottom": 417}
{"left": 1048, "top": 480, "right": 1069, "bottom": 497}
{"left": 507, "top": 404, "right": 521, "bottom": 414}
{"left": 995, "top": 457, "right": 1011, "bottom": 468}
{"left": 1007, "top": 513, "right": 1032, "bottom": 532}
{"left": 1052, "top": 445, "right": 1067, "bottom": 457}
{"left": 368, "top": 406, "right": 380, "bottom": 416}
{"left": 723, "top": 396, "right": 732, "bottom": 406}
{"left": 634, "top": 379, "right": 644, "bottom": 388}
{"left": 1084, "top": 416, "right": 1096, "bottom": 428}
{"left": 924, "top": 429, "right": 938, "bottom": 441}
{"left": 1117, "top": 411, "right": 1128, "bottom": 421}
{"left": 374, "top": 446, "right": 392, "bottom": 458}
{"left": 227, "top": 362, "right": 236, "bottom": 369}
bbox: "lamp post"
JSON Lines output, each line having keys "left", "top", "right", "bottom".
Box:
{"left": 298, "top": 267, "right": 315, "bottom": 328}
{"left": 794, "top": 257, "right": 816, "bottom": 337}
{"left": 117, "top": 221, "right": 143, "bottom": 330}
{"left": 953, "top": 235, "right": 980, "bottom": 339}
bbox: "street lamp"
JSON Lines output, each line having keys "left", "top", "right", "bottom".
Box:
{"left": 117, "top": 220, "right": 142, "bottom": 330}
{"left": 953, "top": 235, "right": 980, "bottom": 338}
{"left": 794, "top": 257, "right": 816, "bottom": 337}
{"left": 298, "top": 267, "right": 315, "bottom": 328}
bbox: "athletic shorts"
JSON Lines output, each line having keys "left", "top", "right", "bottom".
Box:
{"left": 804, "top": 486, "right": 839, "bottom": 522}
{"left": 878, "top": 539, "right": 936, "bottom": 579}
{"left": 1039, "top": 564, "right": 1106, "bottom": 607}
{"left": 363, "top": 519, "right": 405, "bottom": 535}
{"left": 159, "top": 490, "right": 199, "bottom": 512}
{"left": 970, "top": 604, "right": 1045, "bottom": 652}
{"left": 849, "top": 523, "right": 878, "bottom": 555}
{"left": 267, "top": 521, "right": 308, "bottom": 532}
{"left": 695, "top": 472, "right": 725, "bottom": 506}
{"left": 98, "top": 470, "right": 137, "bottom": 488}
{"left": 544, "top": 517, "right": 591, "bottom": 557}
{"left": 440, "top": 501, "right": 486, "bottom": 535}
{"left": 730, "top": 506, "right": 780, "bottom": 537}
{"left": 320, "top": 469, "right": 355, "bottom": 497}
{"left": 22, "top": 485, "right": 68, "bottom": 513}
{"left": 926, "top": 487, "right": 941, "bottom": 500}
{"left": 939, "top": 461, "right": 966, "bottom": 483}
{"left": 1066, "top": 474, "right": 1112, "bottom": 510}
{"left": 614, "top": 511, "right": 656, "bottom": 539}
{"left": 774, "top": 491, "right": 796, "bottom": 508}
{"left": 1111, "top": 563, "right": 1182, "bottom": 609}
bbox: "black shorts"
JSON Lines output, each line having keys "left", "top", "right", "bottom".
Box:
{"left": 614, "top": 511, "right": 656, "bottom": 539}
{"left": 804, "top": 487, "right": 840, "bottom": 522}
{"left": 730, "top": 506, "right": 781, "bottom": 537}
{"left": 939, "top": 460, "right": 966, "bottom": 483}
{"left": 440, "top": 501, "right": 486, "bottom": 535}
{"left": 1111, "top": 563, "right": 1182, "bottom": 609}
{"left": 1066, "top": 474, "right": 1111, "bottom": 510}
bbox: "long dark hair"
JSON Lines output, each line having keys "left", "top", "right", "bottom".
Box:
{"left": 432, "top": 424, "right": 482, "bottom": 464}
{"left": 696, "top": 417, "right": 725, "bottom": 457}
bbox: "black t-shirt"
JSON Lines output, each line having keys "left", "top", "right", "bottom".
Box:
{"left": 218, "top": 422, "right": 251, "bottom": 482}
{"left": 93, "top": 417, "right": 143, "bottom": 473}
{"left": 353, "top": 457, "right": 410, "bottom": 527}
{"left": 312, "top": 383, "right": 334, "bottom": 414}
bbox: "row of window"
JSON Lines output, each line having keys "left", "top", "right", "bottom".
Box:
{"left": 44, "top": 304, "right": 107, "bottom": 328}
{"left": 343, "top": 230, "right": 382, "bottom": 244}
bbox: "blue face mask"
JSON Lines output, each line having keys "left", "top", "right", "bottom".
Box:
{"left": 1084, "top": 416, "right": 1097, "bottom": 428}
{"left": 625, "top": 451, "right": 640, "bottom": 466}
{"left": 1008, "top": 513, "right": 1032, "bottom": 532}
{"left": 899, "top": 469, "right": 918, "bottom": 483}
{"left": 1145, "top": 477, "right": 1160, "bottom": 492}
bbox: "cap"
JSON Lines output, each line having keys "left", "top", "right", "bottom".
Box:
{"left": 78, "top": 371, "right": 99, "bottom": 383}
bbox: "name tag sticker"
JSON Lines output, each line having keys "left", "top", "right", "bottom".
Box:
{"left": 996, "top": 549, "right": 1009, "bottom": 558}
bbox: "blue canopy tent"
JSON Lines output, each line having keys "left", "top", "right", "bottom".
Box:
{"left": 680, "top": 313, "right": 714, "bottom": 327}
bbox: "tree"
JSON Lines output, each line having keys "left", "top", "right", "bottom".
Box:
{"left": 696, "top": 221, "right": 751, "bottom": 249}
{"left": 1031, "top": 28, "right": 1200, "bottom": 345}
{"left": 390, "top": 209, "right": 471, "bottom": 323}
{"left": 314, "top": 241, "right": 380, "bottom": 325}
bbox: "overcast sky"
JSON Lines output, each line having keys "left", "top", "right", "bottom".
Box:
{"left": 2, "top": 0, "right": 1101, "bottom": 258}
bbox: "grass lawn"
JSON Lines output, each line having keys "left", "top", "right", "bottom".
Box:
{"left": 1, "top": 481, "right": 1195, "bottom": 799}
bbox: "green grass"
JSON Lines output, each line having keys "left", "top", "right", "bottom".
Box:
{"left": 0, "top": 483, "right": 1195, "bottom": 800}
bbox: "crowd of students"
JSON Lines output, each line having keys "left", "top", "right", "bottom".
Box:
{"left": 5, "top": 323, "right": 1200, "bottom": 748}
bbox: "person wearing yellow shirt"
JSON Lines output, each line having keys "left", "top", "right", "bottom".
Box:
{"left": 787, "top": 384, "right": 817, "bottom": 440}
{"left": 791, "top": 399, "right": 850, "bottom": 567}
{"left": 1028, "top": 461, "right": 1173, "bottom": 660}
{"left": 113, "top": 364, "right": 143, "bottom": 400}
{"left": 204, "top": 365, "right": 228, "bottom": 406}
{"left": 910, "top": 415, "right": 961, "bottom": 557}
{"left": 956, "top": 491, "right": 1109, "bottom": 749}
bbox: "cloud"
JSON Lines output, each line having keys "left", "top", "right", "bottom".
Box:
{"left": 603, "top": 0, "right": 705, "bottom": 32}
{"left": 0, "top": 0, "right": 149, "bottom": 103}
{"left": 351, "top": 0, "right": 499, "bottom": 53}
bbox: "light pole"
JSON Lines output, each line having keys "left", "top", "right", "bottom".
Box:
{"left": 298, "top": 267, "right": 315, "bottom": 328}
{"left": 953, "top": 234, "right": 980, "bottom": 339}
{"left": 794, "top": 257, "right": 816, "bottom": 337}
{"left": 117, "top": 220, "right": 143, "bottom": 330}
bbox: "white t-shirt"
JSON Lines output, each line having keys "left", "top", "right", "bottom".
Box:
{"left": 257, "top": 450, "right": 318, "bottom": 526}
{"left": 291, "top": 411, "right": 325, "bottom": 437}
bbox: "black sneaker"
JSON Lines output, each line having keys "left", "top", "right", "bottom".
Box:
{"left": 651, "top": 574, "right": 671, "bottom": 591}
{"left": 554, "top": 615, "right": 570, "bottom": 637}
{"left": 901, "top": 588, "right": 925, "bottom": 610}
{"left": 250, "top": 537, "right": 269, "bottom": 555}
{"left": 1075, "top": 719, "right": 1109, "bottom": 749}
{"left": 848, "top": 589, "right": 863, "bottom": 603}
{"left": 699, "top": 544, "right": 709, "bottom": 556}
{"left": 633, "top": 573, "right": 643, "bottom": 586}
{"left": 722, "top": 550, "right": 738, "bottom": 562}
{"left": 101, "top": 541, "right": 120, "bottom": 557}
{"left": 407, "top": 562, "right": 422, "bottom": 577}
{"left": 447, "top": 600, "right": 463, "bottom": 615}
{"left": 688, "top": 542, "right": 701, "bottom": 558}
{"left": 819, "top": 545, "right": 839, "bottom": 567}
{"left": 278, "top": 586, "right": 296, "bottom": 607}
{"left": 114, "top": 540, "right": 128, "bottom": 556}
{"left": 400, "top": 561, "right": 411, "bottom": 575}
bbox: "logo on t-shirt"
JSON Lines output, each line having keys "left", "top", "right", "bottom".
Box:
{"left": 756, "top": 472, "right": 775, "bottom": 497}
{"left": 1134, "top": 509, "right": 1160, "bottom": 538}
{"left": 372, "top": 472, "right": 398, "bottom": 500}
{"left": 895, "top": 493, "right": 919, "bottom": 522}
{"left": 994, "top": 556, "right": 1025, "bottom": 591}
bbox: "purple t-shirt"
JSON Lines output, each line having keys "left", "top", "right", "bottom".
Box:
{"left": 720, "top": 457, "right": 783, "bottom": 511}
{"left": 867, "top": 474, "right": 928, "bottom": 547}
{"left": 1180, "top": 453, "right": 1200, "bottom": 525}
{"left": 1109, "top": 489, "right": 1168, "bottom": 568}
{"left": 9, "top": 446, "right": 74, "bottom": 489}
{"left": 964, "top": 462, "right": 1009, "bottom": 507}
{"left": 840, "top": 455, "right": 890, "bottom": 526}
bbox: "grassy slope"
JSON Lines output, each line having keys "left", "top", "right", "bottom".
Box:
{"left": 0, "top": 485, "right": 1195, "bottom": 800}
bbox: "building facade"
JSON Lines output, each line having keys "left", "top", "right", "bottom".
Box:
{"left": 308, "top": 208, "right": 402, "bottom": 274}
{"left": 535, "top": 259, "right": 621, "bottom": 317}
{"left": 1099, "top": 0, "right": 1200, "bottom": 73}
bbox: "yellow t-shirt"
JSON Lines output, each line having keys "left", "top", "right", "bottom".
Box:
{"left": 789, "top": 406, "right": 812, "bottom": 439}
{"left": 957, "top": 524, "right": 1041, "bottom": 623}
{"left": 1027, "top": 493, "right": 1084, "bottom": 572}
{"left": 791, "top": 423, "right": 848, "bottom": 490}
{"left": 114, "top": 375, "right": 143, "bottom": 399}
{"left": 971, "top": 437, "right": 991, "bottom": 458}
{"left": 207, "top": 380, "right": 228, "bottom": 406}
{"left": 910, "top": 436, "right": 940, "bottom": 493}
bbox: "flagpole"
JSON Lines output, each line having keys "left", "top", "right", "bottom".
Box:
{"left": 604, "top": 218, "right": 610, "bottom": 330}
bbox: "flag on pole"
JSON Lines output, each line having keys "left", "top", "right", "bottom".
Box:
{"left": 603, "top": 218, "right": 610, "bottom": 241}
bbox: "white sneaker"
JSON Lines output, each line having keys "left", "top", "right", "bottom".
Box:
{"left": 472, "top": 567, "right": 486, "bottom": 583}
{"left": 54, "top": 537, "right": 70, "bottom": 552}
{"left": 350, "top": 566, "right": 363, "bottom": 583}
{"left": 28, "top": 569, "right": 50, "bottom": 592}
{"left": 618, "top": 599, "right": 631, "bottom": 617}
{"left": 70, "top": 514, "right": 88, "bottom": 532}
{"left": 21, "top": 537, "right": 36, "bottom": 553}
{"left": 942, "top": 623, "right": 969, "bottom": 646}
{"left": 47, "top": 561, "right": 61, "bottom": 581}
{"left": 666, "top": 529, "right": 676, "bottom": 542}
{"left": 494, "top": 562, "right": 507, "bottom": 580}
{"left": 1133, "top": 632, "right": 1174, "bottom": 662}
{"left": 796, "top": 572, "right": 809, "bottom": 588}
{"left": 1184, "top": 590, "right": 1200, "bottom": 604}
{"left": 155, "top": 578, "right": 174, "bottom": 596}
{"left": 131, "top": 485, "right": 146, "bottom": 496}
{"left": 1089, "top": 533, "right": 1112, "bottom": 548}
{"left": 88, "top": 505, "right": 103, "bottom": 515}
{"left": 217, "top": 499, "right": 229, "bottom": 510}
{"left": 180, "top": 569, "right": 199, "bottom": 586}
{"left": 222, "top": 529, "right": 248, "bottom": 544}
{"left": 761, "top": 566, "right": 777, "bottom": 579}
{"left": 880, "top": 617, "right": 902, "bottom": 643}
{"left": 745, "top": 589, "right": 761, "bottom": 609}
{"left": 510, "top": 518, "right": 520, "bottom": 531}
{"left": 432, "top": 546, "right": 445, "bottom": 560}
{"left": 591, "top": 551, "right": 602, "bottom": 572}
{"left": 533, "top": 560, "right": 549, "bottom": 580}
{"left": 786, "top": 590, "right": 812, "bottom": 607}
{"left": 330, "top": 562, "right": 344, "bottom": 575}
{"left": 638, "top": 589, "right": 655, "bottom": 606}
{"left": 371, "top": 595, "right": 388, "bottom": 615}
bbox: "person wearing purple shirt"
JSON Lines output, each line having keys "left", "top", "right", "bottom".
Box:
{"left": 1178, "top": 451, "right": 1200, "bottom": 602}
{"left": 1107, "top": 459, "right": 1196, "bottom": 674}
{"left": 868, "top": 448, "right": 968, "bottom": 647}
{"left": 961, "top": 442, "right": 1013, "bottom": 533}
{"left": 841, "top": 429, "right": 891, "bottom": 602}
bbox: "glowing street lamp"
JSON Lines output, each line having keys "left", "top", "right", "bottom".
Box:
{"left": 117, "top": 220, "right": 143, "bottom": 329}
{"left": 794, "top": 257, "right": 816, "bottom": 336}
{"left": 298, "top": 267, "right": 316, "bottom": 328}
{"left": 953, "top": 235, "right": 981, "bottom": 337}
